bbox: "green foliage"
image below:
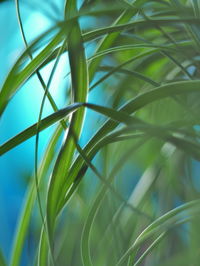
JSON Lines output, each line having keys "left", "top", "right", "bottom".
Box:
{"left": 1, "top": 0, "right": 200, "bottom": 265}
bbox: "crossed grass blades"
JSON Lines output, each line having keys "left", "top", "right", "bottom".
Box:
{"left": 1, "top": 0, "right": 200, "bottom": 265}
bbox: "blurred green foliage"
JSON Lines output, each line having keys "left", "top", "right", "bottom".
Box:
{"left": 1, "top": 0, "right": 200, "bottom": 265}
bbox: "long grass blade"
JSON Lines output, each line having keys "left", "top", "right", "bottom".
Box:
{"left": 10, "top": 123, "right": 64, "bottom": 266}
{"left": 116, "top": 200, "right": 200, "bottom": 265}
{"left": 0, "top": 103, "right": 82, "bottom": 156}
{"left": 46, "top": 0, "right": 89, "bottom": 247}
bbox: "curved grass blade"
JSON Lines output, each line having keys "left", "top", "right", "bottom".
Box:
{"left": 34, "top": 41, "right": 68, "bottom": 223}
{"left": 83, "top": 17, "right": 200, "bottom": 43}
{"left": 129, "top": 215, "right": 193, "bottom": 266}
{"left": 116, "top": 200, "right": 200, "bottom": 265}
{"left": 0, "top": 103, "right": 82, "bottom": 156}
{"left": 132, "top": 232, "right": 167, "bottom": 266}
{"left": 99, "top": 66, "right": 160, "bottom": 87}
{"left": 0, "top": 24, "right": 67, "bottom": 116}
{"left": 90, "top": 43, "right": 177, "bottom": 60}
{"left": 15, "top": 2, "right": 69, "bottom": 264}
{"left": 10, "top": 123, "right": 64, "bottom": 266}
{"left": 38, "top": 227, "right": 48, "bottom": 266}
{"left": 33, "top": 37, "right": 68, "bottom": 266}
{"left": 46, "top": 0, "right": 89, "bottom": 244}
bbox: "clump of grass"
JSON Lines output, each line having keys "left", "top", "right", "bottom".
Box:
{"left": 1, "top": 0, "right": 200, "bottom": 265}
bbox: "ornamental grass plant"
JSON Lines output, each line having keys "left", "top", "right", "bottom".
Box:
{"left": 1, "top": 0, "right": 200, "bottom": 265}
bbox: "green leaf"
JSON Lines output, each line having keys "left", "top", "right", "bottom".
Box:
{"left": 46, "top": 0, "right": 89, "bottom": 243}
{"left": 0, "top": 103, "right": 82, "bottom": 156}
{"left": 0, "top": 24, "right": 66, "bottom": 116}
{"left": 10, "top": 122, "right": 64, "bottom": 266}
{"left": 116, "top": 200, "right": 200, "bottom": 265}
